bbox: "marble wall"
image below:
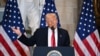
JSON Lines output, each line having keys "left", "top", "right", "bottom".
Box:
{"left": 55, "top": 0, "right": 81, "bottom": 45}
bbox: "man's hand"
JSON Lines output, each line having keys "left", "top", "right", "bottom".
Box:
{"left": 11, "top": 27, "right": 22, "bottom": 36}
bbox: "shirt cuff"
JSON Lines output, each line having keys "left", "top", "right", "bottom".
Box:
{"left": 17, "top": 34, "right": 22, "bottom": 39}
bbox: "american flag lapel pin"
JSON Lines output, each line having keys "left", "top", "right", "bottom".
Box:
{"left": 59, "top": 34, "right": 62, "bottom": 38}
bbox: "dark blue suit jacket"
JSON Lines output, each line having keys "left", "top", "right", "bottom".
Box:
{"left": 18, "top": 27, "right": 70, "bottom": 46}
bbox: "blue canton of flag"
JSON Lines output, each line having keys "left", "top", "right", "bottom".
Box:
{"left": 0, "top": 0, "right": 30, "bottom": 56}
{"left": 40, "top": 0, "right": 60, "bottom": 28}
{"left": 1, "top": 0, "right": 25, "bottom": 41}
{"left": 73, "top": 0, "right": 100, "bottom": 56}
{"left": 77, "top": 0, "right": 96, "bottom": 40}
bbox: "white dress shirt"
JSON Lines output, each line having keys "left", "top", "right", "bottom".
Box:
{"left": 48, "top": 28, "right": 58, "bottom": 47}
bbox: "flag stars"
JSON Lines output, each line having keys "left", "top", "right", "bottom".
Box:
{"left": 5, "top": 19, "right": 7, "bottom": 22}
{"left": 5, "top": 14, "right": 7, "bottom": 17}
{"left": 88, "top": 25, "right": 91, "bottom": 27}
{"left": 42, "top": 18, "right": 44, "bottom": 21}
{"left": 83, "top": 29, "right": 86, "bottom": 31}
{"left": 13, "top": 21, "right": 16, "bottom": 23}
{"left": 41, "top": 23, "right": 44, "bottom": 26}
{"left": 90, "top": 14, "right": 92, "bottom": 17}
{"left": 43, "top": 8, "right": 45, "bottom": 10}
{"left": 9, "top": 20, "right": 11, "bottom": 23}
{"left": 18, "top": 22, "right": 20, "bottom": 24}
{"left": 90, "top": 9, "right": 93, "bottom": 12}
{"left": 14, "top": 0, "right": 16, "bottom": 3}
{"left": 93, "top": 26, "right": 95, "bottom": 29}
{"left": 85, "top": 18, "right": 87, "bottom": 21}
{"left": 14, "top": 11, "right": 16, "bottom": 13}
{"left": 10, "top": 0, "right": 12, "bottom": 2}
{"left": 89, "top": 20, "right": 92, "bottom": 22}
{"left": 7, "top": 4, "right": 9, "bottom": 6}
{"left": 79, "top": 27, "right": 81, "bottom": 30}
{"left": 18, "top": 17, "right": 20, "bottom": 19}
{"left": 84, "top": 2, "right": 86, "bottom": 4}
{"left": 48, "top": 3, "right": 50, "bottom": 6}
{"left": 47, "top": 8, "right": 50, "bottom": 11}
{"left": 76, "top": 0, "right": 98, "bottom": 39}
{"left": 80, "top": 22, "right": 82, "bottom": 25}
{"left": 18, "top": 12, "right": 20, "bottom": 14}
{"left": 4, "top": 24, "right": 6, "bottom": 27}
{"left": 83, "top": 7, "right": 85, "bottom": 9}
{"left": 82, "top": 34, "right": 85, "bottom": 36}
{"left": 6, "top": 9, "right": 8, "bottom": 11}
{"left": 87, "top": 30, "right": 90, "bottom": 33}
{"left": 22, "top": 27, "right": 25, "bottom": 30}
{"left": 14, "top": 5, "right": 16, "bottom": 8}
{"left": 80, "top": 17, "right": 83, "bottom": 20}
{"left": 91, "top": 0, "right": 93, "bottom": 2}
{"left": 85, "top": 13, "right": 88, "bottom": 16}
{"left": 87, "top": 3, "right": 90, "bottom": 6}
{"left": 12, "top": 36, "right": 15, "bottom": 39}
{"left": 12, "top": 26, "right": 15, "bottom": 29}
{"left": 9, "top": 10, "right": 12, "bottom": 12}
{"left": 86, "top": 8, "right": 89, "bottom": 11}
{"left": 8, "top": 25, "right": 11, "bottom": 28}
{"left": 51, "top": 9, "right": 54, "bottom": 12}
{"left": 93, "top": 16, "right": 95, "bottom": 18}
{"left": 8, "top": 30, "right": 11, "bottom": 33}
{"left": 40, "top": 0, "right": 60, "bottom": 28}
{"left": 91, "top": 5, "right": 93, "bottom": 7}
{"left": 9, "top": 15, "right": 11, "bottom": 18}
{"left": 10, "top": 4, "right": 12, "bottom": 7}
{"left": 43, "top": 13, "right": 45, "bottom": 15}
{"left": 13, "top": 16, "right": 16, "bottom": 18}
{"left": 52, "top": 4, "right": 54, "bottom": 7}
{"left": 93, "top": 21, "right": 95, "bottom": 23}
{"left": 13, "top": 31, "right": 15, "bottom": 34}
{"left": 81, "top": 12, "right": 84, "bottom": 14}
{"left": 84, "top": 24, "right": 86, "bottom": 26}
{"left": 55, "top": 10, "right": 57, "bottom": 13}
{"left": 2, "top": 0, "right": 26, "bottom": 41}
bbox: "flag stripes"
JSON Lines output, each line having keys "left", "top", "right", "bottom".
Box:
{"left": 0, "top": 34, "right": 15, "bottom": 56}
{"left": 74, "top": 30, "right": 100, "bottom": 56}
{"left": 83, "top": 38, "right": 96, "bottom": 56}
{"left": 73, "top": 40, "right": 85, "bottom": 56}
{"left": 0, "top": 50, "right": 4, "bottom": 56}
{"left": 0, "top": 0, "right": 30, "bottom": 55}
{"left": 73, "top": 0, "right": 100, "bottom": 56}
{"left": 0, "top": 26, "right": 29, "bottom": 56}
{"left": 13, "top": 41, "right": 27, "bottom": 56}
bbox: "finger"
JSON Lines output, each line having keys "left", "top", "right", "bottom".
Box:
{"left": 12, "top": 28, "right": 16, "bottom": 32}
{"left": 17, "top": 27, "right": 20, "bottom": 30}
{"left": 11, "top": 27, "right": 14, "bottom": 29}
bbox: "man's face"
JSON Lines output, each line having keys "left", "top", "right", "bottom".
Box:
{"left": 46, "top": 13, "right": 58, "bottom": 28}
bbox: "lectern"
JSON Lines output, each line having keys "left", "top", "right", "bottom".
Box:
{"left": 33, "top": 47, "right": 75, "bottom": 56}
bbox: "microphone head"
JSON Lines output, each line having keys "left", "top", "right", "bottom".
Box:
{"left": 51, "top": 26, "right": 55, "bottom": 31}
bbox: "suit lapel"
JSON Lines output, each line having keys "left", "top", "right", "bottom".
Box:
{"left": 58, "top": 28, "right": 63, "bottom": 46}
{"left": 45, "top": 27, "right": 48, "bottom": 46}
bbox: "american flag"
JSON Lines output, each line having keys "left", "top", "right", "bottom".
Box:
{"left": 73, "top": 0, "right": 100, "bottom": 56}
{"left": 0, "top": 0, "right": 30, "bottom": 56}
{"left": 40, "top": 0, "right": 60, "bottom": 28}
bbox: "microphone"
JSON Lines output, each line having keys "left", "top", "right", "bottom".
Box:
{"left": 51, "top": 26, "right": 55, "bottom": 31}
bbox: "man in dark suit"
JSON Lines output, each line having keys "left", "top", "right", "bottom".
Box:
{"left": 12, "top": 13, "right": 70, "bottom": 47}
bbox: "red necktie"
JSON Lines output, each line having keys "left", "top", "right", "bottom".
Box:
{"left": 51, "top": 30, "right": 55, "bottom": 47}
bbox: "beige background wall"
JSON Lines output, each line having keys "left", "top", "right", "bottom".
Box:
{"left": 55, "top": 0, "right": 82, "bottom": 45}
